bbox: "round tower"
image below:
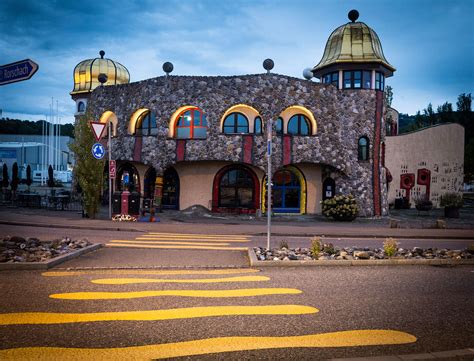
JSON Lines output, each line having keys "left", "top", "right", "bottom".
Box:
{"left": 312, "top": 10, "right": 395, "bottom": 91}
{"left": 70, "top": 50, "right": 130, "bottom": 117}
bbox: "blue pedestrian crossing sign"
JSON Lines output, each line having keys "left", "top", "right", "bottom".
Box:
{"left": 91, "top": 143, "right": 105, "bottom": 160}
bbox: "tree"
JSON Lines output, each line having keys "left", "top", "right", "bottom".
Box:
{"left": 2, "top": 164, "right": 9, "bottom": 189}
{"left": 11, "top": 162, "right": 19, "bottom": 196}
{"left": 423, "top": 103, "right": 436, "bottom": 126}
{"left": 465, "top": 138, "right": 474, "bottom": 183}
{"left": 437, "top": 102, "right": 453, "bottom": 124}
{"left": 47, "top": 165, "right": 55, "bottom": 188}
{"left": 457, "top": 93, "right": 472, "bottom": 113}
{"left": 26, "top": 165, "right": 32, "bottom": 190}
{"left": 69, "top": 111, "right": 105, "bottom": 219}
{"left": 385, "top": 85, "right": 393, "bottom": 107}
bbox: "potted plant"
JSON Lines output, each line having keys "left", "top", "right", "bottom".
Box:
{"left": 414, "top": 194, "right": 433, "bottom": 212}
{"left": 440, "top": 192, "right": 463, "bottom": 218}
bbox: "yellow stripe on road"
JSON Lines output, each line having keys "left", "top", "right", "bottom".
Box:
{"left": 106, "top": 243, "right": 248, "bottom": 251}
{"left": 137, "top": 236, "right": 250, "bottom": 243}
{"left": 109, "top": 240, "right": 231, "bottom": 246}
{"left": 91, "top": 275, "right": 269, "bottom": 285}
{"left": 50, "top": 288, "right": 302, "bottom": 300}
{"left": 0, "top": 330, "right": 417, "bottom": 360}
{"left": 0, "top": 305, "right": 317, "bottom": 325}
{"left": 42, "top": 269, "right": 260, "bottom": 277}
{"left": 146, "top": 232, "right": 250, "bottom": 238}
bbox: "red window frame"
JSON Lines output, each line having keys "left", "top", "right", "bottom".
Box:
{"left": 174, "top": 107, "right": 207, "bottom": 139}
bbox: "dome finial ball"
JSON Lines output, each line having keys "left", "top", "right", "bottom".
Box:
{"left": 99, "top": 50, "right": 105, "bottom": 59}
{"left": 348, "top": 9, "right": 359, "bottom": 22}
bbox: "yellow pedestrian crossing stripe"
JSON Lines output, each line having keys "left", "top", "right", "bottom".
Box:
{"left": 0, "top": 305, "right": 317, "bottom": 325}
{"left": 146, "top": 232, "right": 250, "bottom": 238}
{"left": 91, "top": 275, "right": 269, "bottom": 285}
{"left": 109, "top": 239, "right": 232, "bottom": 246}
{"left": 136, "top": 236, "right": 250, "bottom": 242}
{"left": 42, "top": 268, "right": 260, "bottom": 277}
{"left": 105, "top": 243, "right": 248, "bottom": 251}
{"left": 50, "top": 288, "right": 302, "bottom": 300}
{"left": 0, "top": 330, "right": 417, "bottom": 360}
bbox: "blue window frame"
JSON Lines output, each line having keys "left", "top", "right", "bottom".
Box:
{"left": 358, "top": 136, "right": 369, "bottom": 161}
{"left": 136, "top": 111, "right": 158, "bottom": 136}
{"left": 375, "top": 72, "right": 385, "bottom": 91}
{"left": 223, "top": 112, "right": 249, "bottom": 134}
{"left": 254, "top": 116, "right": 262, "bottom": 134}
{"left": 276, "top": 117, "right": 283, "bottom": 135}
{"left": 287, "top": 114, "right": 310, "bottom": 135}
{"left": 273, "top": 169, "right": 300, "bottom": 213}
{"left": 323, "top": 72, "right": 339, "bottom": 87}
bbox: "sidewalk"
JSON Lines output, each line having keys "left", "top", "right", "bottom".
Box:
{"left": 1, "top": 206, "right": 473, "bottom": 240}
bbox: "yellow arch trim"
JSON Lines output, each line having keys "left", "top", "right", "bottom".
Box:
{"left": 220, "top": 104, "right": 261, "bottom": 132}
{"left": 261, "top": 165, "right": 307, "bottom": 214}
{"left": 279, "top": 105, "right": 317, "bottom": 135}
{"left": 168, "top": 105, "right": 201, "bottom": 138}
{"left": 99, "top": 111, "right": 118, "bottom": 137}
{"left": 128, "top": 108, "right": 149, "bottom": 135}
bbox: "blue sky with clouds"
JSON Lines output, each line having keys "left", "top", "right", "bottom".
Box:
{"left": 0, "top": 0, "right": 472, "bottom": 124}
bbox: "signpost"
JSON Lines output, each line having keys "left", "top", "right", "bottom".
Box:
{"left": 0, "top": 59, "right": 39, "bottom": 86}
{"left": 266, "top": 119, "right": 273, "bottom": 250}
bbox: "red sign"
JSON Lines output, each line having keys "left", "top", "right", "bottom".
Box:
{"left": 90, "top": 121, "right": 106, "bottom": 141}
{"left": 109, "top": 160, "right": 116, "bottom": 179}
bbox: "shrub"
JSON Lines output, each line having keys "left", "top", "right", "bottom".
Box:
{"left": 279, "top": 240, "right": 289, "bottom": 249}
{"left": 440, "top": 192, "right": 463, "bottom": 208}
{"left": 383, "top": 237, "right": 399, "bottom": 257}
{"left": 310, "top": 236, "right": 322, "bottom": 256}
{"left": 321, "top": 194, "right": 359, "bottom": 221}
{"left": 322, "top": 242, "right": 336, "bottom": 255}
{"left": 414, "top": 194, "right": 433, "bottom": 211}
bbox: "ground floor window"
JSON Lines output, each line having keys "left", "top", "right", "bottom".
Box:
{"left": 162, "top": 167, "right": 179, "bottom": 210}
{"left": 273, "top": 169, "right": 301, "bottom": 213}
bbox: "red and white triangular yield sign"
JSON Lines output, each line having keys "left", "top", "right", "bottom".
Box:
{"left": 89, "top": 122, "right": 106, "bottom": 141}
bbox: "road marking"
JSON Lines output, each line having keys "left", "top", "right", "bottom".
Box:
{"left": 42, "top": 269, "right": 260, "bottom": 277}
{"left": 146, "top": 232, "right": 250, "bottom": 238}
{"left": 0, "top": 330, "right": 416, "bottom": 359}
{"left": 0, "top": 305, "right": 317, "bottom": 325}
{"left": 91, "top": 275, "right": 269, "bottom": 285}
{"left": 109, "top": 240, "right": 232, "bottom": 246}
{"left": 137, "top": 236, "right": 250, "bottom": 242}
{"left": 105, "top": 243, "right": 248, "bottom": 251}
{"left": 50, "top": 288, "right": 302, "bottom": 300}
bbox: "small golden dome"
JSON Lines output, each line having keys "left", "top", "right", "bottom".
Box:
{"left": 312, "top": 11, "right": 395, "bottom": 77}
{"left": 70, "top": 50, "right": 130, "bottom": 95}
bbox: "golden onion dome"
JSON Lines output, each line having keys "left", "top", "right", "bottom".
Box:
{"left": 312, "top": 10, "right": 395, "bottom": 77}
{"left": 70, "top": 50, "right": 130, "bottom": 95}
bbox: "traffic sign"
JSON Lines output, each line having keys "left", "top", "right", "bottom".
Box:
{"left": 90, "top": 122, "right": 106, "bottom": 141}
{"left": 0, "top": 59, "right": 39, "bottom": 86}
{"left": 91, "top": 143, "right": 105, "bottom": 160}
{"left": 109, "top": 160, "right": 116, "bottom": 179}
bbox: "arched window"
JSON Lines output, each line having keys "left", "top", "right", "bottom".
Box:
{"left": 77, "top": 101, "right": 85, "bottom": 113}
{"left": 358, "top": 136, "right": 369, "bottom": 161}
{"left": 175, "top": 107, "right": 207, "bottom": 139}
{"left": 136, "top": 111, "right": 158, "bottom": 136}
{"left": 254, "top": 116, "right": 262, "bottom": 135}
{"left": 117, "top": 163, "right": 140, "bottom": 193}
{"left": 223, "top": 112, "right": 249, "bottom": 134}
{"left": 276, "top": 117, "right": 283, "bottom": 135}
{"left": 273, "top": 169, "right": 301, "bottom": 213}
{"left": 288, "top": 114, "right": 310, "bottom": 135}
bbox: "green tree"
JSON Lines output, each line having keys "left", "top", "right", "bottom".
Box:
{"left": 457, "top": 93, "right": 472, "bottom": 113}
{"left": 465, "top": 138, "right": 474, "bottom": 182}
{"left": 437, "top": 102, "right": 453, "bottom": 124}
{"left": 69, "top": 111, "right": 105, "bottom": 219}
{"left": 385, "top": 85, "right": 393, "bottom": 107}
{"left": 423, "top": 103, "right": 437, "bottom": 125}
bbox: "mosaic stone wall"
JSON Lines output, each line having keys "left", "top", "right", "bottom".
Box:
{"left": 88, "top": 73, "right": 384, "bottom": 216}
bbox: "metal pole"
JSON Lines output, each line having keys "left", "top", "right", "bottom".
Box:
{"left": 266, "top": 119, "right": 272, "bottom": 250}
{"left": 108, "top": 121, "right": 112, "bottom": 219}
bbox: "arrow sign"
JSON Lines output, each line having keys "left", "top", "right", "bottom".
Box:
{"left": 91, "top": 143, "right": 105, "bottom": 160}
{"left": 90, "top": 122, "right": 106, "bottom": 141}
{"left": 0, "top": 59, "right": 39, "bottom": 86}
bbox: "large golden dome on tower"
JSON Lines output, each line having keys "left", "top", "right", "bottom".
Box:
{"left": 70, "top": 50, "right": 130, "bottom": 95}
{"left": 312, "top": 10, "right": 395, "bottom": 78}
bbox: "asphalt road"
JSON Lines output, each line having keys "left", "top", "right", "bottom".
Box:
{"left": 1, "top": 224, "right": 472, "bottom": 250}
{"left": 0, "top": 264, "right": 472, "bottom": 360}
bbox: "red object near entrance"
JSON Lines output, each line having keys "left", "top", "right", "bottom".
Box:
{"left": 121, "top": 191, "right": 130, "bottom": 214}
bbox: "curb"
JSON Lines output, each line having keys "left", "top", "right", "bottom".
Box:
{"left": 1, "top": 220, "right": 473, "bottom": 239}
{"left": 328, "top": 347, "right": 474, "bottom": 360}
{"left": 0, "top": 244, "right": 103, "bottom": 270}
{"left": 248, "top": 249, "right": 474, "bottom": 267}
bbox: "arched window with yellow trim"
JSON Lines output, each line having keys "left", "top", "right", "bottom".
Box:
{"left": 136, "top": 111, "right": 158, "bottom": 136}
{"left": 288, "top": 114, "right": 310, "bottom": 135}
{"left": 175, "top": 107, "right": 207, "bottom": 139}
{"left": 223, "top": 112, "right": 249, "bottom": 134}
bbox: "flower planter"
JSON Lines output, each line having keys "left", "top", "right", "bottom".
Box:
{"left": 444, "top": 207, "right": 460, "bottom": 218}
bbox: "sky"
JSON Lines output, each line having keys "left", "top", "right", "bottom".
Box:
{"left": 0, "top": 0, "right": 473, "bottom": 124}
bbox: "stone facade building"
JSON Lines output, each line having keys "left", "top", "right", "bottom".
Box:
{"left": 71, "top": 10, "right": 463, "bottom": 217}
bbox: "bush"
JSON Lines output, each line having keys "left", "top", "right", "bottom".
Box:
{"left": 414, "top": 194, "right": 433, "bottom": 211}
{"left": 279, "top": 240, "right": 289, "bottom": 249}
{"left": 440, "top": 192, "right": 463, "bottom": 208}
{"left": 321, "top": 194, "right": 358, "bottom": 221}
{"left": 310, "top": 236, "right": 322, "bottom": 256}
{"left": 383, "top": 237, "right": 398, "bottom": 257}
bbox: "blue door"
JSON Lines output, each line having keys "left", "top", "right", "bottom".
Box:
{"left": 273, "top": 170, "right": 300, "bottom": 213}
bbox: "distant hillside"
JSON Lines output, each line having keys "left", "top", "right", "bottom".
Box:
{"left": 0, "top": 118, "right": 74, "bottom": 138}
